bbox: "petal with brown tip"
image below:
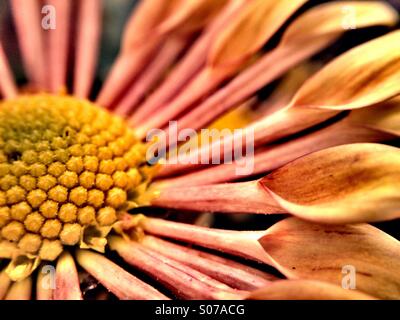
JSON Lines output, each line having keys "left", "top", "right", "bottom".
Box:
{"left": 292, "top": 31, "right": 400, "bottom": 110}
{"left": 261, "top": 143, "right": 400, "bottom": 224}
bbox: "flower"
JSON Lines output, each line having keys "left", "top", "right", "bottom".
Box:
{"left": 0, "top": 0, "right": 399, "bottom": 300}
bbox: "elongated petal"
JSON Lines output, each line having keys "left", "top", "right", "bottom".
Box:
{"left": 121, "top": 0, "right": 179, "bottom": 51}
{"left": 249, "top": 280, "right": 376, "bottom": 300}
{"left": 292, "top": 30, "right": 400, "bottom": 110}
{"left": 114, "top": 36, "right": 187, "bottom": 116}
{"left": 155, "top": 2, "right": 400, "bottom": 169}
{"left": 76, "top": 249, "right": 169, "bottom": 300}
{"left": 259, "top": 218, "right": 400, "bottom": 300}
{"left": 0, "top": 43, "right": 17, "bottom": 99}
{"left": 261, "top": 143, "right": 400, "bottom": 224}
{"left": 11, "top": 0, "right": 46, "bottom": 89}
{"left": 136, "top": 216, "right": 272, "bottom": 264}
{"left": 107, "top": 0, "right": 226, "bottom": 108}
{"left": 140, "top": 235, "right": 277, "bottom": 290}
{"left": 110, "top": 237, "right": 246, "bottom": 299}
{"left": 96, "top": 45, "right": 157, "bottom": 107}
{"left": 0, "top": 269, "right": 11, "bottom": 299}
{"left": 74, "top": 0, "right": 102, "bottom": 98}
{"left": 281, "top": 1, "right": 398, "bottom": 44}
{"left": 134, "top": 0, "right": 309, "bottom": 136}
{"left": 159, "top": 107, "right": 339, "bottom": 175}
{"left": 130, "top": 0, "right": 246, "bottom": 125}
{"left": 347, "top": 97, "right": 400, "bottom": 136}
{"left": 150, "top": 181, "right": 285, "bottom": 214}
{"left": 174, "top": 1, "right": 398, "bottom": 132}
{"left": 5, "top": 277, "right": 32, "bottom": 300}
{"left": 98, "top": 0, "right": 176, "bottom": 106}
{"left": 209, "top": 0, "right": 308, "bottom": 68}
{"left": 135, "top": 67, "right": 229, "bottom": 138}
{"left": 157, "top": 0, "right": 229, "bottom": 35}
{"left": 158, "top": 113, "right": 395, "bottom": 186}
{"left": 47, "top": 0, "right": 71, "bottom": 93}
{"left": 54, "top": 252, "right": 82, "bottom": 300}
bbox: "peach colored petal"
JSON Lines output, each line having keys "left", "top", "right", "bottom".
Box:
{"left": 137, "top": 216, "right": 272, "bottom": 265}
{"left": 134, "top": 0, "right": 313, "bottom": 136}
{"left": 140, "top": 235, "right": 277, "bottom": 290}
{"left": 259, "top": 218, "right": 400, "bottom": 299}
{"left": 292, "top": 30, "right": 400, "bottom": 110}
{"left": 261, "top": 143, "right": 400, "bottom": 224}
{"left": 173, "top": 1, "right": 398, "bottom": 133}
{"left": 282, "top": 1, "right": 398, "bottom": 44}
{"left": 54, "top": 252, "right": 82, "bottom": 300}
{"left": 129, "top": 0, "right": 246, "bottom": 125}
{"left": 149, "top": 181, "right": 285, "bottom": 214}
{"left": 0, "top": 269, "right": 11, "bottom": 300}
{"left": 121, "top": 0, "right": 180, "bottom": 51}
{"left": 96, "top": 44, "right": 158, "bottom": 107}
{"left": 47, "top": 0, "right": 71, "bottom": 94}
{"left": 157, "top": 113, "right": 395, "bottom": 186}
{"left": 76, "top": 249, "right": 169, "bottom": 300}
{"left": 157, "top": 0, "right": 229, "bottom": 36}
{"left": 249, "top": 280, "right": 376, "bottom": 300}
{"left": 114, "top": 36, "right": 188, "bottom": 116}
{"left": 98, "top": 0, "right": 224, "bottom": 107}
{"left": 209, "top": 0, "right": 308, "bottom": 68}
{"left": 110, "top": 237, "right": 246, "bottom": 300}
{"left": 97, "top": 0, "right": 177, "bottom": 107}
{"left": 347, "top": 97, "right": 400, "bottom": 137}
{"left": 4, "top": 277, "right": 32, "bottom": 300}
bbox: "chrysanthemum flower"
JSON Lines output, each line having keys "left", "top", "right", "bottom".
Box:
{"left": 0, "top": 0, "right": 399, "bottom": 300}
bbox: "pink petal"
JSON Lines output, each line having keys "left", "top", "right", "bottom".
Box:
{"left": 109, "top": 236, "right": 247, "bottom": 300}
{"left": 76, "top": 249, "right": 169, "bottom": 300}
{"left": 47, "top": 0, "right": 71, "bottom": 93}
{"left": 11, "top": 0, "right": 47, "bottom": 89}
{"left": 141, "top": 235, "right": 277, "bottom": 290}
{"left": 137, "top": 217, "right": 271, "bottom": 264}
{"left": 151, "top": 180, "right": 285, "bottom": 214}
{"left": 114, "top": 36, "right": 187, "bottom": 117}
{"left": 129, "top": 0, "right": 245, "bottom": 125}
{"left": 73, "top": 0, "right": 102, "bottom": 98}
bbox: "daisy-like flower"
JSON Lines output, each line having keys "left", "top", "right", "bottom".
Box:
{"left": 0, "top": 0, "right": 399, "bottom": 300}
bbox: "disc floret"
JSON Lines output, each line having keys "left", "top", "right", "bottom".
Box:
{"left": 0, "top": 94, "right": 150, "bottom": 264}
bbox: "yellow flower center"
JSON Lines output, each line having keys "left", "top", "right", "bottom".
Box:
{"left": 0, "top": 94, "right": 149, "bottom": 262}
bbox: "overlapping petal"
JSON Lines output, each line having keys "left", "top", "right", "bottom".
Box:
{"left": 259, "top": 218, "right": 400, "bottom": 299}
{"left": 261, "top": 143, "right": 400, "bottom": 224}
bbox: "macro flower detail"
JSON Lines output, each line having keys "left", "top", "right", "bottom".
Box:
{"left": 0, "top": 94, "right": 151, "bottom": 279}
{"left": 0, "top": 0, "right": 399, "bottom": 301}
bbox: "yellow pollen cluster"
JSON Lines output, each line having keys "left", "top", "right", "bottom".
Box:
{"left": 0, "top": 94, "right": 149, "bottom": 261}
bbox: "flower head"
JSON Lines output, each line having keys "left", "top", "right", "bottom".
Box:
{"left": 0, "top": 0, "right": 399, "bottom": 300}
